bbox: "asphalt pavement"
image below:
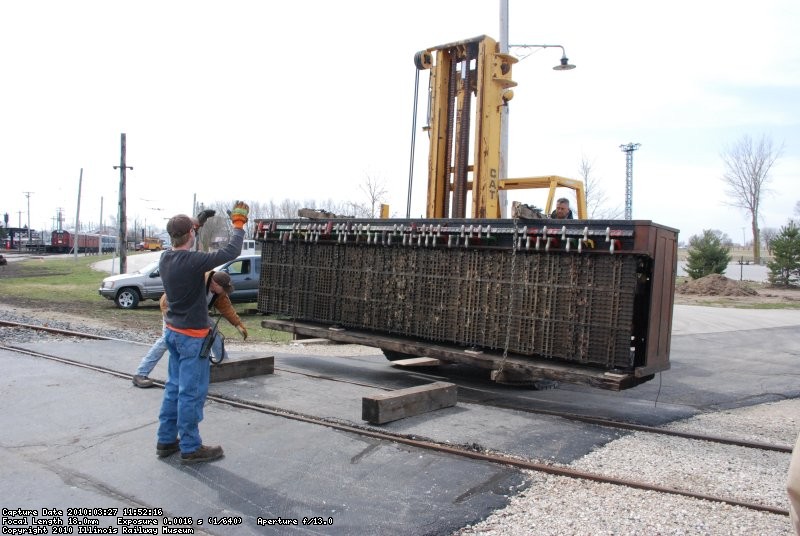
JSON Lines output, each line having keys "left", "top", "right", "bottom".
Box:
{"left": 92, "top": 250, "right": 163, "bottom": 274}
{"left": 2, "top": 276, "right": 800, "bottom": 534}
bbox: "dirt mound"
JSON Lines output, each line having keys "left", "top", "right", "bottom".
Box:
{"left": 676, "top": 274, "right": 758, "bottom": 296}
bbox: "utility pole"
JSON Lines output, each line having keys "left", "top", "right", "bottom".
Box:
{"left": 619, "top": 143, "right": 641, "bottom": 220}
{"left": 23, "top": 191, "right": 33, "bottom": 244}
{"left": 113, "top": 133, "right": 133, "bottom": 274}
{"left": 74, "top": 169, "right": 83, "bottom": 261}
{"left": 192, "top": 194, "right": 199, "bottom": 251}
{"left": 16, "top": 211, "right": 22, "bottom": 250}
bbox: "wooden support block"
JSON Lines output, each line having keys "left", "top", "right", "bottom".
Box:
{"left": 210, "top": 356, "right": 274, "bottom": 383}
{"left": 293, "top": 333, "right": 319, "bottom": 341}
{"left": 362, "top": 381, "right": 457, "bottom": 424}
{"left": 291, "top": 338, "right": 333, "bottom": 345}
{"left": 490, "top": 369, "right": 540, "bottom": 384}
{"left": 390, "top": 357, "right": 442, "bottom": 367}
{"left": 491, "top": 369, "right": 559, "bottom": 389}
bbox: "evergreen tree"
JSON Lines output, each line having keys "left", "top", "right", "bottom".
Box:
{"left": 685, "top": 230, "right": 732, "bottom": 279}
{"left": 767, "top": 222, "right": 800, "bottom": 287}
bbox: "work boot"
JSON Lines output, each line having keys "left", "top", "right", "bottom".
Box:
{"left": 180, "top": 445, "right": 224, "bottom": 465}
{"left": 132, "top": 375, "right": 155, "bottom": 388}
{"left": 156, "top": 441, "right": 180, "bottom": 458}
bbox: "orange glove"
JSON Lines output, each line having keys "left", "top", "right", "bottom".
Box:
{"left": 230, "top": 201, "right": 249, "bottom": 230}
{"left": 236, "top": 324, "right": 248, "bottom": 340}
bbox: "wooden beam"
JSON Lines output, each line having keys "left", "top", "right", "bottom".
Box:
{"left": 291, "top": 337, "right": 333, "bottom": 345}
{"left": 391, "top": 357, "right": 442, "bottom": 367}
{"left": 210, "top": 355, "right": 274, "bottom": 383}
{"left": 260, "top": 319, "right": 647, "bottom": 391}
{"left": 362, "top": 382, "right": 457, "bottom": 424}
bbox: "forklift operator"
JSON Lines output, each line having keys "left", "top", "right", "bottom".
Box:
{"left": 550, "top": 198, "right": 574, "bottom": 219}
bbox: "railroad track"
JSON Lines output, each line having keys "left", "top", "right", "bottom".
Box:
{"left": 0, "top": 320, "right": 792, "bottom": 517}
{"left": 274, "top": 362, "right": 795, "bottom": 454}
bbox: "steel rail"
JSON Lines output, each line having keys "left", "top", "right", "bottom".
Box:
{"left": 273, "top": 363, "right": 795, "bottom": 454}
{"left": 465, "top": 398, "right": 795, "bottom": 454}
{"left": 207, "top": 391, "right": 790, "bottom": 517}
{"left": 0, "top": 319, "right": 113, "bottom": 339}
{"left": 1, "top": 340, "right": 790, "bottom": 517}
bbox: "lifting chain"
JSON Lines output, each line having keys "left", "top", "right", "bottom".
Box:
{"left": 497, "top": 217, "right": 520, "bottom": 377}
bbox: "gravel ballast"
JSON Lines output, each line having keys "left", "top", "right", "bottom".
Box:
{"left": 455, "top": 398, "right": 798, "bottom": 535}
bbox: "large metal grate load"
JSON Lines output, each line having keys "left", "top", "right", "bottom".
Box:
{"left": 256, "top": 218, "right": 677, "bottom": 389}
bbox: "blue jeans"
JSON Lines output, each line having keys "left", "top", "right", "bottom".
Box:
{"left": 136, "top": 323, "right": 168, "bottom": 376}
{"left": 157, "top": 329, "right": 211, "bottom": 454}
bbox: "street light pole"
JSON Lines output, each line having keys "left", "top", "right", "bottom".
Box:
{"left": 499, "top": 0, "right": 510, "bottom": 217}
{"left": 74, "top": 168, "right": 83, "bottom": 261}
{"left": 502, "top": 0, "right": 576, "bottom": 215}
{"left": 17, "top": 211, "right": 22, "bottom": 251}
{"left": 23, "top": 191, "right": 33, "bottom": 245}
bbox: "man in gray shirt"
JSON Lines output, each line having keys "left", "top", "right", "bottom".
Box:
{"left": 155, "top": 201, "right": 249, "bottom": 464}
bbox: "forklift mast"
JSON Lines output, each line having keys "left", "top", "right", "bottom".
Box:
{"left": 415, "top": 35, "right": 586, "bottom": 219}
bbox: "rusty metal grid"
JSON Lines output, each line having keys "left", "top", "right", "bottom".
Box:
{"left": 258, "top": 242, "right": 638, "bottom": 369}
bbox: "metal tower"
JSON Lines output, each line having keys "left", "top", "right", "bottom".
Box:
{"left": 619, "top": 143, "right": 641, "bottom": 220}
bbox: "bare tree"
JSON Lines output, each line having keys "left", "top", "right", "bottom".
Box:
{"left": 761, "top": 227, "right": 778, "bottom": 256}
{"left": 721, "top": 134, "right": 783, "bottom": 264}
{"left": 196, "top": 201, "right": 235, "bottom": 251}
{"left": 343, "top": 201, "right": 372, "bottom": 218}
{"left": 359, "top": 175, "right": 388, "bottom": 218}
{"left": 247, "top": 200, "right": 269, "bottom": 221}
{"left": 578, "top": 154, "right": 623, "bottom": 219}
{"left": 259, "top": 200, "right": 279, "bottom": 219}
{"left": 191, "top": 200, "right": 263, "bottom": 251}
{"left": 315, "top": 198, "right": 361, "bottom": 218}
{"left": 278, "top": 198, "right": 302, "bottom": 218}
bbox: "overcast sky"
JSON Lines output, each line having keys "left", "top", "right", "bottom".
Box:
{"left": 1, "top": 0, "right": 798, "bottom": 245}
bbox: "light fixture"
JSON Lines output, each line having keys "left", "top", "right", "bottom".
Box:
{"left": 510, "top": 44, "right": 576, "bottom": 71}
{"left": 553, "top": 53, "right": 576, "bottom": 71}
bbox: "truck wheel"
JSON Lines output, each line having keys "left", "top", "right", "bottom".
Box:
{"left": 115, "top": 288, "right": 140, "bottom": 309}
{"left": 382, "top": 349, "right": 417, "bottom": 362}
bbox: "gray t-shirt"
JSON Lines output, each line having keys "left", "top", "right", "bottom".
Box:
{"left": 160, "top": 228, "right": 244, "bottom": 331}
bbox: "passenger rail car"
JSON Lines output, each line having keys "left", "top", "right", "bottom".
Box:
{"left": 49, "top": 231, "right": 117, "bottom": 253}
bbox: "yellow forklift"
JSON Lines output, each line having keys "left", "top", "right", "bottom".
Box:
{"left": 415, "top": 35, "right": 586, "bottom": 219}
{"left": 255, "top": 35, "right": 677, "bottom": 390}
